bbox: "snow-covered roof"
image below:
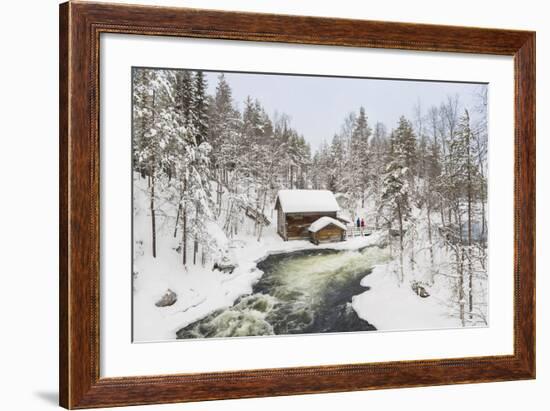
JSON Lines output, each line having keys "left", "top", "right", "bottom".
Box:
{"left": 308, "top": 217, "right": 347, "bottom": 233}
{"left": 275, "top": 190, "right": 340, "bottom": 214}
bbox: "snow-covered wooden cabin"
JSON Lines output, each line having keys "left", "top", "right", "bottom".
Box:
{"left": 274, "top": 190, "right": 348, "bottom": 242}
{"left": 308, "top": 216, "right": 347, "bottom": 245}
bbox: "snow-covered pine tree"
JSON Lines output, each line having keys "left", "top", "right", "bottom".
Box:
{"left": 164, "top": 69, "right": 197, "bottom": 254}
{"left": 216, "top": 96, "right": 260, "bottom": 238}
{"left": 150, "top": 69, "right": 219, "bottom": 268}
{"left": 132, "top": 68, "right": 152, "bottom": 177}
{"left": 379, "top": 119, "right": 414, "bottom": 283}
{"left": 329, "top": 133, "right": 346, "bottom": 193}
{"left": 192, "top": 71, "right": 209, "bottom": 145}
{"left": 369, "top": 122, "right": 389, "bottom": 229}
{"left": 473, "top": 87, "right": 488, "bottom": 249}
{"left": 424, "top": 123, "right": 443, "bottom": 282}
{"left": 336, "top": 112, "right": 357, "bottom": 210}
{"left": 394, "top": 116, "right": 417, "bottom": 182}
{"left": 253, "top": 107, "right": 283, "bottom": 240}
{"left": 453, "top": 109, "right": 485, "bottom": 321}
{"left": 312, "top": 140, "right": 332, "bottom": 190}
{"left": 132, "top": 68, "right": 174, "bottom": 258}
{"left": 272, "top": 113, "right": 296, "bottom": 189}
{"left": 412, "top": 104, "right": 435, "bottom": 280}
{"left": 439, "top": 96, "right": 461, "bottom": 225}
{"left": 292, "top": 134, "right": 311, "bottom": 189}
{"left": 310, "top": 150, "right": 322, "bottom": 190}
{"left": 173, "top": 70, "right": 195, "bottom": 128}
{"left": 435, "top": 104, "right": 484, "bottom": 325}
{"left": 349, "top": 107, "right": 372, "bottom": 208}
{"left": 207, "top": 74, "right": 241, "bottom": 215}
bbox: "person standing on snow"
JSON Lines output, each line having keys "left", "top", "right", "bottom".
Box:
{"left": 360, "top": 217, "right": 365, "bottom": 235}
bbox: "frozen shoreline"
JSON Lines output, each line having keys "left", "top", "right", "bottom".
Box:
{"left": 352, "top": 260, "right": 462, "bottom": 332}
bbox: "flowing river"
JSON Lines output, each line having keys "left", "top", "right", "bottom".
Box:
{"left": 177, "top": 245, "right": 389, "bottom": 339}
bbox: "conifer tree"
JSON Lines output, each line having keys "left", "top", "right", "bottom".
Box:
{"left": 192, "top": 71, "right": 209, "bottom": 144}
{"left": 379, "top": 119, "right": 413, "bottom": 283}
{"left": 350, "top": 107, "right": 372, "bottom": 207}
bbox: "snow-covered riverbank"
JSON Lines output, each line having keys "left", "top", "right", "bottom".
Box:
{"left": 352, "top": 261, "right": 461, "bottom": 332}
{"left": 133, "top": 220, "right": 386, "bottom": 342}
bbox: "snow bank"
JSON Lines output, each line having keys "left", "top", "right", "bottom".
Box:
{"left": 352, "top": 261, "right": 461, "bottom": 331}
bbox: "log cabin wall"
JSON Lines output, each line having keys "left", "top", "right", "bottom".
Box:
{"left": 285, "top": 212, "right": 338, "bottom": 240}
{"left": 311, "top": 225, "right": 346, "bottom": 245}
{"left": 277, "top": 207, "right": 286, "bottom": 239}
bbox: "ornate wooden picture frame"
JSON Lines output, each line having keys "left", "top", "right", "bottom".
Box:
{"left": 59, "top": 1, "right": 535, "bottom": 408}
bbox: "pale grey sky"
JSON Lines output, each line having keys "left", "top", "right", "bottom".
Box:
{"left": 204, "top": 71, "right": 486, "bottom": 152}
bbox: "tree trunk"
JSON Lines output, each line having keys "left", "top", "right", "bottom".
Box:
{"left": 257, "top": 190, "right": 268, "bottom": 242}
{"left": 397, "top": 203, "right": 405, "bottom": 284}
{"left": 193, "top": 239, "right": 198, "bottom": 265}
{"left": 150, "top": 166, "right": 156, "bottom": 258}
{"left": 174, "top": 203, "right": 181, "bottom": 238}
{"left": 475, "top": 134, "right": 487, "bottom": 248}
{"left": 224, "top": 200, "right": 234, "bottom": 236}
{"left": 481, "top": 196, "right": 486, "bottom": 247}
{"left": 182, "top": 178, "right": 187, "bottom": 266}
{"left": 148, "top": 89, "right": 157, "bottom": 258}
{"left": 467, "top": 130, "right": 474, "bottom": 319}
{"left": 455, "top": 201, "right": 466, "bottom": 327}
{"left": 427, "top": 197, "right": 435, "bottom": 281}
{"left": 457, "top": 246, "right": 465, "bottom": 327}
{"left": 217, "top": 168, "right": 223, "bottom": 217}
{"left": 254, "top": 190, "right": 262, "bottom": 237}
{"left": 193, "top": 204, "right": 199, "bottom": 265}
{"left": 387, "top": 221, "right": 393, "bottom": 259}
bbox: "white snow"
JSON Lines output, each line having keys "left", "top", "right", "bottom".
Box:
{"left": 133, "top": 175, "right": 384, "bottom": 342}
{"left": 308, "top": 216, "right": 347, "bottom": 233}
{"left": 137, "top": 231, "right": 387, "bottom": 341}
{"left": 133, "top": 170, "right": 482, "bottom": 341}
{"left": 275, "top": 189, "right": 340, "bottom": 213}
{"left": 133, "top": 223, "right": 383, "bottom": 342}
{"left": 336, "top": 213, "right": 352, "bottom": 224}
{"left": 352, "top": 261, "right": 461, "bottom": 331}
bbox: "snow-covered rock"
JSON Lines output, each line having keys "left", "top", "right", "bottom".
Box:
{"left": 155, "top": 289, "right": 177, "bottom": 307}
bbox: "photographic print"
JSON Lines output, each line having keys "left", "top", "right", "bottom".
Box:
{"left": 132, "top": 68, "right": 488, "bottom": 342}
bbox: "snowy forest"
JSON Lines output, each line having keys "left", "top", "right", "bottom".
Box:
{"left": 132, "top": 67, "right": 488, "bottom": 342}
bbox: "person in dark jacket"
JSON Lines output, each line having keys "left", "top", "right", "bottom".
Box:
{"left": 356, "top": 217, "right": 361, "bottom": 228}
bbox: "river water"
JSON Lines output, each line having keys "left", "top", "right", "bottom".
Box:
{"left": 177, "top": 246, "right": 389, "bottom": 339}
